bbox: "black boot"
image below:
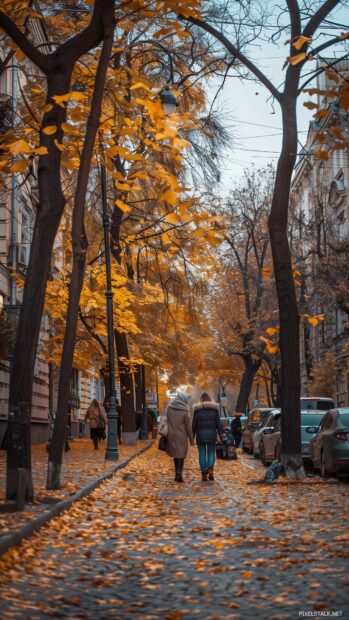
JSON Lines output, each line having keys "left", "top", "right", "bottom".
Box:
{"left": 93, "top": 437, "right": 99, "bottom": 450}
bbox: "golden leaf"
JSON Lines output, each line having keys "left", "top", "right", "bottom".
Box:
{"left": 10, "top": 159, "right": 28, "bottom": 172}
{"left": 115, "top": 199, "right": 131, "bottom": 213}
{"left": 292, "top": 35, "right": 312, "bottom": 50}
{"left": 54, "top": 139, "right": 65, "bottom": 152}
{"left": 160, "top": 189, "right": 177, "bottom": 205}
{"left": 287, "top": 53, "right": 306, "bottom": 66}
{"left": 314, "top": 150, "right": 329, "bottom": 161}
{"left": 8, "top": 139, "right": 31, "bottom": 155}
{"left": 35, "top": 146, "right": 48, "bottom": 155}
{"left": 266, "top": 326, "right": 280, "bottom": 336}
{"left": 42, "top": 125, "right": 57, "bottom": 135}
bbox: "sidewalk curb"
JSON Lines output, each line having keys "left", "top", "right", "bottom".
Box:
{"left": 0, "top": 440, "right": 155, "bottom": 558}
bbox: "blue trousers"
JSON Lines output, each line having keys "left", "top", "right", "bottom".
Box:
{"left": 197, "top": 442, "right": 216, "bottom": 473}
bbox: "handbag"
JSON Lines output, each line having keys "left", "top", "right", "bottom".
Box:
{"left": 97, "top": 413, "right": 105, "bottom": 429}
{"left": 158, "top": 435, "right": 167, "bottom": 451}
{"left": 158, "top": 408, "right": 168, "bottom": 437}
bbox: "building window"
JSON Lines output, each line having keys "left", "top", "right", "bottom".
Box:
{"left": 335, "top": 308, "right": 347, "bottom": 336}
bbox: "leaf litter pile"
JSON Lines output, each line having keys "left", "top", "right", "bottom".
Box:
{"left": 0, "top": 440, "right": 146, "bottom": 534}
{"left": 0, "top": 446, "right": 348, "bottom": 619}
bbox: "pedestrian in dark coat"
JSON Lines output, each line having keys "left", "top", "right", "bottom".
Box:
{"left": 85, "top": 399, "right": 108, "bottom": 450}
{"left": 192, "top": 393, "right": 223, "bottom": 481}
{"left": 230, "top": 412, "right": 242, "bottom": 447}
{"left": 166, "top": 390, "right": 194, "bottom": 483}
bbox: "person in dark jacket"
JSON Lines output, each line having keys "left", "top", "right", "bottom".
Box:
{"left": 230, "top": 412, "right": 242, "bottom": 447}
{"left": 192, "top": 392, "right": 223, "bottom": 481}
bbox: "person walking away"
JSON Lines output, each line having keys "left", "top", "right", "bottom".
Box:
{"left": 166, "top": 390, "right": 194, "bottom": 483}
{"left": 192, "top": 393, "right": 223, "bottom": 481}
{"left": 85, "top": 398, "right": 108, "bottom": 450}
{"left": 230, "top": 412, "right": 242, "bottom": 448}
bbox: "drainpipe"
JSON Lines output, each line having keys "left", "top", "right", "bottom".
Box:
{"left": 10, "top": 60, "right": 17, "bottom": 305}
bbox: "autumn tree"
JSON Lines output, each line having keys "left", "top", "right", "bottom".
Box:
{"left": 211, "top": 165, "right": 277, "bottom": 413}
{"left": 0, "top": 0, "right": 116, "bottom": 501}
{"left": 181, "top": 0, "right": 348, "bottom": 478}
{"left": 309, "top": 351, "right": 338, "bottom": 398}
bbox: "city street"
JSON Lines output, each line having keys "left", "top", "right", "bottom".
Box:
{"left": 0, "top": 446, "right": 348, "bottom": 619}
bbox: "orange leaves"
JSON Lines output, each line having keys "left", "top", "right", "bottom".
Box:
{"left": 115, "top": 198, "right": 131, "bottom": 213}
{"left": 160, "top": 188, "right": 177, "bottom": 206}
{"left": 42, "top": 125, "right": 57, "bottom": 135}
{"left": 314, "top": 150, "right": 329, "bottom": 161}
{"left": 302, "top": 314, "right": 325, "bottom": 327}
{"left": 9, "top": 159, "right": 28, "bottom": 173}
{"left": 291, "top": 35, "right": 312, "bottom": 50}
{"left": 287, "top": 53, "right": 306, "bottom": 66}
{"left": 260, "top": 336, "right": 279, "bottom": 355}
{"left": 7, "top": 138, "right": 31, "bottom": 155}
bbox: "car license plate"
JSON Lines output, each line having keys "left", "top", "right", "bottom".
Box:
{"left": 301, "top": 445, "right": 309, "bottom": 455}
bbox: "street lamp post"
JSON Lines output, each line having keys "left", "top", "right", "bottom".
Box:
{"left": 101, "top": 163, "right": 119, "bottom": 461}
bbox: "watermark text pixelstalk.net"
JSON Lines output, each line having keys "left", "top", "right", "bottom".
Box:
{"left": 299, "top": 612, "right": 343, "bottom": 618}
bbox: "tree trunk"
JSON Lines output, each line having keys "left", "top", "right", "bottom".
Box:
{"left": 268, "top": 88, "right": 305, "bottom": 479}
{"left": 115, "top": 330, "right": 137, "bottom": 443}
{"left": 47, "top": 13, "right": 115, "bottom": 488}
{"left": 235, "top": 355, "right": 261, "bottom": 413}
{"left": 135, "top": 365, "right": 142, "bottom": 412}
{"left": 2, "top": 0, "right": 109, "bottom": 502}
{"left": 6, "top": 71, "right": 71, "bottom": 500}
{"left": 110, "top": 203, "right": 137, "bottom": 443}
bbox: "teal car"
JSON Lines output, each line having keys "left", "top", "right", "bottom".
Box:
{"left": 301, "top": 411, "right": 327, "bottom": 460}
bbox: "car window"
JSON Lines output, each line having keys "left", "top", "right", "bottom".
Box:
{"left": 300, "top": 398, "right": 334, "bottom": 411}
{"left": 264, "top": 413, "right": 273, "bottom": 427}
{"left": 339, "top": 413, "right": 349, "bottom": 427}
{"left": 274, "top": 417, "right": 281, "bottom": 431}
{"left": 319, "top": 413, "right": 331, "bottom": 431}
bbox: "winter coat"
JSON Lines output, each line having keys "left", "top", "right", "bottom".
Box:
{"left": 192, "top": 401, "right": 223, "bottom": 445}
{"left": 166, "top": 398, "right": 194, "bottom": 458}
{"left": 85, "top": 400, "right": 108, "bottom": 429}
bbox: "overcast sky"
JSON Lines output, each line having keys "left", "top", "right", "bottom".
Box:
{"left": 210, "top": 4, "right": 348, "bottom": 194}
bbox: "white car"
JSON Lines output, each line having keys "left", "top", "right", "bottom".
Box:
{"left": 253, "top": 409, "right": 281, "bottom": 459}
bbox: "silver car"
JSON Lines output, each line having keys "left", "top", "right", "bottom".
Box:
{"left": 310, "top": 408, "right": 349, "bottom": 477}
{"left": 253, "top": 409, "right": 280, "bottom": 459}
{"left": 260, "top": 414, "right": 282, "bottom": 465}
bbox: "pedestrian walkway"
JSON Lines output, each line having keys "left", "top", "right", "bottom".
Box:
{"left": 0, "top": 439, "right": 149, "bottom": 536}
{"left": 0, "top": 446, "right": 348, "bottom": 619}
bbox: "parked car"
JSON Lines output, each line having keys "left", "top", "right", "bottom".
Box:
{"left": 253, "top": 409, "right": 280, "bottom": 459}
{"left": 260, "top": 414, "right": 282, "bottom": 465}
{"left": 260, "top": 410, "right": 326, "bottom": 466}
{"left": 310, "top": 408, "right": 349, "bottom": 477}
{"left": 300, "top": 397, "right": 335, "bottom": 412}
{"left": 242, "top": 408, "right": 276, "bottom": 454}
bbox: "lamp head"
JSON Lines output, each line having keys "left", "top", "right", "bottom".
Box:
{"left": 159, "top": 86, "right": 178, "bottom": 116}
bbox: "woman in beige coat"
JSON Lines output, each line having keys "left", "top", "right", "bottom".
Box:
{"left": 166, "top": 390, "right": 194, "bottom": 482}
{"left": 85, "top": 399, "right": 108, "bottom": 450}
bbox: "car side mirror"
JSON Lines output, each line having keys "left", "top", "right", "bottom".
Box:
{"left": 263, "top": 427, "right": 274, "bottom": 435}
{"left": 306, "top": 426, "right": 319, "bottom": 434}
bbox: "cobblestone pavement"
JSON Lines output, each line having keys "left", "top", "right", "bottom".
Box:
{"left": 0, "top": 440, "right": 148, "bottom": 534}
{"left": 0, "top": 445, "right": 348, "bottom": 619}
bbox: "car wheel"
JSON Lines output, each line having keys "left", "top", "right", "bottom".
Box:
{"left": 320, "top": 451, "right": 328, "bottom": 479}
